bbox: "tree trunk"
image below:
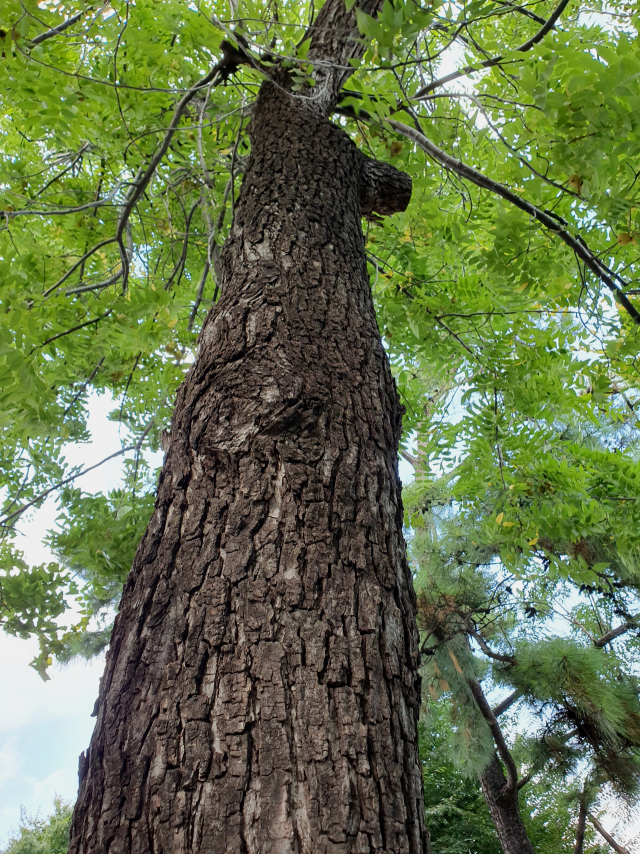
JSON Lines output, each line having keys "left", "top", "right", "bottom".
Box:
{"left": 573, "top": 799, "right": 587, "bottom": 854}
{"left": 69, "top": 78, "right": 426, "bottom": 854}
{"left": 478, "top": 754, "right": 535, "bottom": 854}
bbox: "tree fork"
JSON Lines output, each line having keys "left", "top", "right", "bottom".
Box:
{"left": 69, "top": 56, "right": 428, "bottom": 854}
{"left": 478, "top": 754, "right": 535, "bottom": 854}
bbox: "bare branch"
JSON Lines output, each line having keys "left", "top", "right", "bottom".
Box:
{"left": 468, "top": 678, "right": 519, "bottom": 792}
{"left": 399, "top": 448, "right": 418, "bottom": 467}
{"left": 594, "top": 614, "right": 640, "bottom": 647}
{"left": 5, "top": 181, "right": 123, "bottom": 219}
{"left": 492, "top": 689, "right": 523, "bottom": 717}
{"left": 65, "top": 271, "right": 122, "bottom": 296}
{"left": 471, "top": 630, "right": 518, "bottom": 664}
{"left": 30, "top": 10, "right": 86, "bottom": 46}
{"left": 501, "top": 1, "right": 547, "bottom": 25}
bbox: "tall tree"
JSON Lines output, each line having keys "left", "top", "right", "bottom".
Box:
{"left": 67, "top": 1, "right": 430, "bottom": 852}
{"left": 3, "top": 0, "right": 640, "bottom": 851}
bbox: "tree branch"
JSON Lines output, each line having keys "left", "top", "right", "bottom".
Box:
{"left": 0, "top": 421, "right": 154, "bottom": 529}
{"left": 594, "top": 615, "right": 639, "bottom": 647}
{"left": 188, "top": 261, "right": 211, "bottom": 332}
{"left": 399, "top": 448, "right": 418, "bottom": 467}
{"left": 386, "top": 119, "right": 640, "bottom": 327}
{"left": 163, "top": 201, "right": 199, "bottom": 292}
{"left": 573, "top": 799, "right": 588, "bottom": 854}
{"left": 30, "top": 10, "right": 86, "bottom": 47}
{"left": 360, "top": 158, "right": 412, "bottom": 218}
{"left": 113, "top": 52, "right": 243, "bottom": 251}
{"left": 30, "top": 311, "right": 112, "bottom": 353}
{"left": 587, "top": 813, "right": 631, "bottom": 854}
{"left": 471, "top": 630, "right": 518, "bottom": 664}
{"left": 5, "top": 181, "right": 123, "bottom": 220}
{"left": 468, "top": 677, "right": 519, "bottom": 793}
{"left": 412, "top": 0, "right": 572, "bottom": 98}
{"left": 492, "top": 688, "right": 523, "bottom": 717}
{"left": 306, "top": 0, "right": 386, "bottom": 113}
{"left": 42, "top": 238, "right": 117, "bottom": 298}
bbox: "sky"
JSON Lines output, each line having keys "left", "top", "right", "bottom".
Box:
{"left": 0, "top": 395, "right": 160, "bottom": 845}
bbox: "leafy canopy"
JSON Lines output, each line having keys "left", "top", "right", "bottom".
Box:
{"left": 1, "top": 0, "right": 640, "bottom": 685}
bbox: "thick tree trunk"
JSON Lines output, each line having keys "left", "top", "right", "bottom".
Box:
{"left": 478, "top": 754, "right": 535, "bottom": 854}
{"left": 69, "top": 80, "right": 426, "bottom": 854}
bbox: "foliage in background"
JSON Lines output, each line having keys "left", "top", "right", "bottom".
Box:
{"left": 419, "top": 702, "right": 610, "bottom": 854}
{"left": 1, "top": 799, "right": 72, "bottom": 854}
{"left": 407, "top": 408, "right": 640, "bottom": 850}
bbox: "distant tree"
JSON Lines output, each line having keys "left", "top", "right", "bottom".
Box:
{"left": 407, "top": 406, "right": 640, "bottom": 854}
{"left": 1, "top": 799, "right": 72, "bottom": 854}
{"left": 418, "top": 700, "right": 612, "bottom": 854}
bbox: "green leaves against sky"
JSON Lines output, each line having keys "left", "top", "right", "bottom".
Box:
{"left": 1, "top": 3, "right": 640, "bottom": 819}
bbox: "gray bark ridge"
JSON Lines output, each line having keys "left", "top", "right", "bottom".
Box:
{"left": 70, "top": 75, "right": 426, "bottom": 854}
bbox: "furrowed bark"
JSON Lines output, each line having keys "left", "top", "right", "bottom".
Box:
{"left": 69, "top": 67, "right": 426, "bottom": 854}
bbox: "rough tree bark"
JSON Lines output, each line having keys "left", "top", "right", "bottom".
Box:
{"left": 478, "top": 754, "right": 535, "bottom": 854}
{"left": 68, "top": 4, "right": 428, "bottom": 852}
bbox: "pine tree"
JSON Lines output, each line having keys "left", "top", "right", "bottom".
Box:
{"left": 408, "top": 405, "right": 640, "bottom": 854}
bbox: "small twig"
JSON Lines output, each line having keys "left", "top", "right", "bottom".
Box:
{"left": 197, "top": 83, "right": 216, "bottom": 189}
{"left": 188, "top": 261, "right": 211, "bottom": 332}
{"left": 63, "top": 357, "right": 105, "bottom": 416}
{"left": 163, "top": 201, "right": 199, "bottom": 292}
{"left": 119, "top": 352, "right": 142, "bottom": 429}
{"left": 65, "top": 271, "right": 123, "bottom": 296}
{"left": 494, "top": 385, "right": 507, "bottom": 488}
{"left": 434, "top": 316, "right": 476, "bottom": 356}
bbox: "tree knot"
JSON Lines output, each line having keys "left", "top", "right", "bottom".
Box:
{"left": 360, "top": 158, "right": 412, "bottom": 220}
